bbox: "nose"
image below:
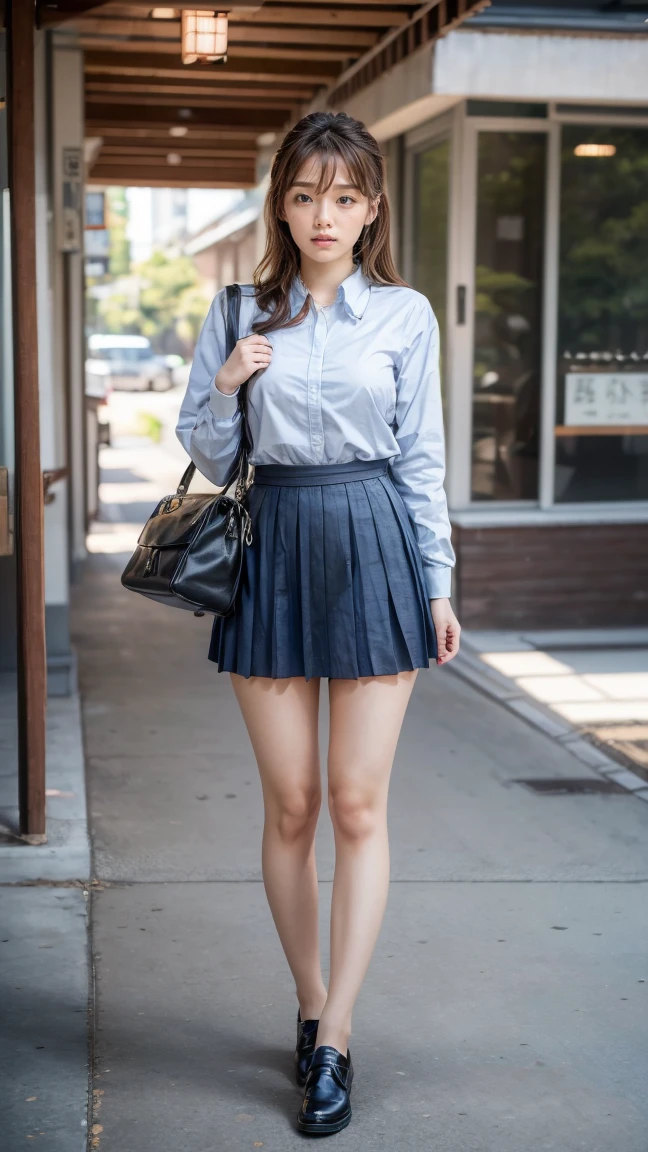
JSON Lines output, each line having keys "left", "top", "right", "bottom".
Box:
{"left": 314, "top": 196, "right": 334, "bottom": 228}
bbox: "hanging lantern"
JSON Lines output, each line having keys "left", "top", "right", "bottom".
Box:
{"left": 181, "top": 10, "right": 229, "bottom": 64}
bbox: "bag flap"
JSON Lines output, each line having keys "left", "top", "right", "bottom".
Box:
{"left": 137, "top": 494, "right": 215, "bottom": 548}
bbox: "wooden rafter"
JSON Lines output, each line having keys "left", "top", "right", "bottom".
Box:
{"left": 84, "top": 50, "right": 339, "bottom": 84}
{"left": 38, "top": 0, "right": 487, "bottom": 186}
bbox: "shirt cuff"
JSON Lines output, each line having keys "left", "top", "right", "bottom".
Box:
{"left": 208, "top": 377, "right": 241, "bottom": 420}
{"left": 423, "top": 564, "right": 453, "bottom": 599}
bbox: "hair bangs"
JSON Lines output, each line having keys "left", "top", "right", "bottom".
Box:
{"left": 304, "top": 137, "right": 373, "bottom": 200}
{"left": 252, "top": 111, "right": 408, "bottom": 334}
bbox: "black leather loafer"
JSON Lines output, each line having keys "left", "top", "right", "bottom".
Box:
{"left": 294, "top": 1009, "right": 319, "bottom": 1088}
{"left": 296, "top": 1044, "right": 353, "bottom": 1135}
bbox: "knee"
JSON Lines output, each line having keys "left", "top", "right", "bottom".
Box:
{"left": 328, "top": 786, "right": 381, "bottom": 842}
{"left": 272, "top": 787, "right": 321, "bottom": 844}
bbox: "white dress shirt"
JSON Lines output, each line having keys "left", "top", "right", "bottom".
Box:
{"left": 175, "top": 262, "right": 455, "bottom": 598}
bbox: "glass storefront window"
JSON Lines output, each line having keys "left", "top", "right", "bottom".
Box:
{"left": 411, "top": 138, "right": 450, "bottom": 347}
{"left": 555, "top": 125, "right": 648, "bottom": 502}
{"left": 410, "top": 136, "right": 450, "bottom": 440}
{"left": 470, "top": 132, "right": 547, "bottom": 501}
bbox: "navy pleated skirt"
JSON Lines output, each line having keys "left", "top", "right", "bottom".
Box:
{"left": 208, "top": 457, "right": 438, "bottom": 680}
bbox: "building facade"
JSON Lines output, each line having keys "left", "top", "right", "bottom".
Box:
{"left": 324, "top": 3, "right": 648, "bottom": 628}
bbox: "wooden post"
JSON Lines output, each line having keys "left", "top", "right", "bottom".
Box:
{"left": 7, "top": 0, "right": 47, "bottom": 840}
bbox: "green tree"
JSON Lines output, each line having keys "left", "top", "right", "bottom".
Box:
{"left": 107, "top": 187, "right": 130, "bottom": 276}
{"left": 97, "top": 249, "right": 211, "bottom": 353}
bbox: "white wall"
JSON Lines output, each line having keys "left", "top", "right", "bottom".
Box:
{"left": 51, "top": 38, "right": 86, "bottom": 571}
{"left": 434, "top": 29, "right": 648, "bottom": 104}
{"left": 35, "top": 32, "right": 69, "bottom": 609}
{"left": 330, "top": 28, "right": 648, "bottom": 146}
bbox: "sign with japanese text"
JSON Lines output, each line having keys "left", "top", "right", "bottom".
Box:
{"left": 60, "top": 146, "right": 83, "bottom": 252}
{"left": 564, "top": 373, "right": 648, "bottom": 427}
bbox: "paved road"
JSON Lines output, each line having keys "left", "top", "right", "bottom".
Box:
{"left": 73, "top": 437, "right": 648, "bottom": 1151}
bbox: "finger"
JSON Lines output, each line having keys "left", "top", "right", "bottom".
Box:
{"left": 436, "top": 624, "right": 448, "bottom": 664}
{"left": 444, "top": 628, "right": 460, "bottom": 660}
{"left": 242, "top": 354, "right": 272, "bottom": 366}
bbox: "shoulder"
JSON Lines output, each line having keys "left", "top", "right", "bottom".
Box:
{"left": 209, "top": 283, "right": 264, "bottom": 329}
{"left": 369, "top": 282, "right": 439, "bottom": 330}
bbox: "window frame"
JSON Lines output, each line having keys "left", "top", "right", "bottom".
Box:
{"left": 404, "top": 100, "right": 648, "bottom": 522}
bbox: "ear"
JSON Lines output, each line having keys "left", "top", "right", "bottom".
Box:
{"left": 366, "top": 196, "right": 380, "bottom": 226}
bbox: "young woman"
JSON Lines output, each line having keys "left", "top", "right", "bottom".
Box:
{"left": 176, "top": 110, "right": 460, "bottom": 1136}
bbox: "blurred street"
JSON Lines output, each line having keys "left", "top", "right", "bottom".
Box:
{"left": 67, "top": 412, "right": 648, "bottom": 1151}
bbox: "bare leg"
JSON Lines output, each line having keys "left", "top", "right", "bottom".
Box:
{"left": 315, "top": 670, "right": 419, "bottom": 1055}
{"left": 230, "top": 673, "right": 328, "bottom": 1021}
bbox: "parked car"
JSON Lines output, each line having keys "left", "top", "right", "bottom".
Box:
{"left": 85, "top": 360, "right": 112, "bottom": 446}
{"left": 86, "top": 334, "right": 173, "bottom": 392}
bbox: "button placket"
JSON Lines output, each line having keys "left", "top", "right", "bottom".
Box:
{"left": 307, "top": 308, "right": 327, "bottom": 460}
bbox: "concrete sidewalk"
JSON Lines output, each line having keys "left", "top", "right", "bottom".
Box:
{"left": 71, "top": 474, "right": 648, "bottom": 1152}
{"left": 0, "top": 689, "right": 91, "bottom": 1152}
{"left": 456, "top": 630, "right": 648, "bottom": 790}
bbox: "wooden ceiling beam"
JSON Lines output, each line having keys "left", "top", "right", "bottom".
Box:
{"left": 73, "top": 23, "right": 377, "bottom": 46}
{"left": 235, "top": 4, "right": 409, "bottom": 27}
{"left": 86, "top": 79, "right": 319, "bottom": 98}
{"left": 85, "top": 81, "right": 318, "bottom": 100}
{"left": 101, "top": 0, "right": 412, "bottom": 11}
{"left": 93, "top": 153, "right": 258, "bottom": 168}
{"left": 39, "top": 0, "right": 262, "bottom": 25}
{"left": 86, "top": 124, "right": 263, "bottom": 140}
{"left": 86, "top": 174, "right": 258, "bottom": 188}
{"left": 85, "top": 102, "right": 289, "bottom": 128}
{"left": 84, "top": 49, "right": 339, "bottom": 83}
{"left": 79, "top": 37, "right": 360, "bottom": 61}
{"left": 86, "top": 92, "right": 300, "bottom": 109}
{"left": 98, "top": 143, "right": 258, "bottom": 157}
{"left": 69, "top": 8, "right": 407, "bottom": 34}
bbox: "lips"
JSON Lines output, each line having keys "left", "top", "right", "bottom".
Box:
{"left": 312, "top": 237, "right": 335, "bottom": 245}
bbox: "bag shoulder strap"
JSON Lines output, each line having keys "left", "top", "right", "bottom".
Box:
{"left": 177, "top": 283, "right": 252, "bottom": 495}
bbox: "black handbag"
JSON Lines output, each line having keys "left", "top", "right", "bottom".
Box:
{"left": 120, "top": 283, "right": 253, "bottom": 617}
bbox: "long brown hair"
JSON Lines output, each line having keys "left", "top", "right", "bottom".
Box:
{"left": 252, "top": 111, "right": 407, "bottom": 335}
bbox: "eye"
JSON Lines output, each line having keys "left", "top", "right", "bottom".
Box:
{"left": 338, "top": 195, "right": 356, "bottom": 205}
{"left": 295, "top": 193, "right": 312, "bottom": 203}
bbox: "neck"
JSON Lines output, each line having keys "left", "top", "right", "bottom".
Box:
{"left": 298, "top": 253, "right": 357, "bottom": 306}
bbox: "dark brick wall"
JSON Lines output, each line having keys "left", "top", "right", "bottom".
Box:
{"left": 453, "top": 522, "right": 648, "bottom": 629}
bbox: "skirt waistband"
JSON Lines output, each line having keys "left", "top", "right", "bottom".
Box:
{"left": 253, "top": 458, "right": 391, "bottom": 486}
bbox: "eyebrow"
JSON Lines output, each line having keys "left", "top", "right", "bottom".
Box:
{"left": 292, "top": 181, "right": 361, "bottom": 191}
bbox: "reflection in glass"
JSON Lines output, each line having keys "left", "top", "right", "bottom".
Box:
{"left": 470, "top": 132, "right": 546, "bottom": 501}
{"left": 555, "top": 126, "right": 648, "bottom": 502}
{"left": 411, "top": 138, "right": 450, "bottom": 429}
{"left": 412, "top": 139, "right": 449, "bottom": 343}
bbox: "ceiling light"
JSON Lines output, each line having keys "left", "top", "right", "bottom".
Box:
{"left": 150, "top": 7, "right": 177, "bottom": 17}
{"left": 181, "top": 10, "right": 228, "bottom": 64}
{"left": 574, "top": 143, "right": 617, "bottom": 158}
{"left": 169, "top": 126, "right": 189, "bottom": 137}
{"left": 167, "top": 153, "right": 182, "bottom": 165}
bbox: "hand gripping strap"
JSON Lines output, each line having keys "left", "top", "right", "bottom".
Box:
{"left": 177, "top": 283, "right": 253, "bottom": 496}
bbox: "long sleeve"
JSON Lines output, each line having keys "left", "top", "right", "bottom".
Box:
{"left": 175, "top": 287, "right": 243, "bottom": 487}
{"left": 389, "top": 296, "right": 456, "bottom": 599}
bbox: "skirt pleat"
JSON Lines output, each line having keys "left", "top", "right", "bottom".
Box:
{"left": 207, "top": 460, "right": 438, "bottom": 680}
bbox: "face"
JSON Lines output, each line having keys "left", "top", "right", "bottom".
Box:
{"left": 281, "top": 156, "right": 379, "bottom": 265}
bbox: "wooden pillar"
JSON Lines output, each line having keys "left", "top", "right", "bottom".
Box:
{"left": 7, "top": 0, "right": 47, "bottom": 839}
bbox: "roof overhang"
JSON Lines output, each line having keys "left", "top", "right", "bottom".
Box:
{"left": 36, "top": 0, "right": 491, "bottom": 187}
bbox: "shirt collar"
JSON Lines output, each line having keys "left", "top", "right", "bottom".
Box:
{"left": 290, "top": 260, "right": 372, "bottom": 321}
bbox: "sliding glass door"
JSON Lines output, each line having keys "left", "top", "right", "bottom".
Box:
{"left": 469, "top": 130, "right": 547, "bottom": 502}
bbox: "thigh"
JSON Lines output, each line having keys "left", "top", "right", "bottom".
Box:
{"left": 327, "top": 671, "right": 419, "bottom": 799}
{"left": 230, "top": 674, "right": 322, "bottom": 803}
